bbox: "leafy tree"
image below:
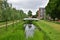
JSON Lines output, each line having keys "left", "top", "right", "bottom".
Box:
{"left": 0, "top": 0, "right": 27, "bottom": 28}
{"left": 28, "top": 10, "right": 32, "bottom": 17}
{"left": 0, "top": 0, "right": 3, "bottom": 21}
{"left": 46, "top": 0, "right": 60, "bottom": 20}
{"left": 2, "top": 0, "right": 10, "bottom": 30}
{"left": 36, "top": 11, "right": 38, "bottom": 17}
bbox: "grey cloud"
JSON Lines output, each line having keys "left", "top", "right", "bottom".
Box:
{"left": 8, "top": 0, "right": 49, "bottom": 15}
{"left": 8, "top": 0, "right": 49, "bottom": 9}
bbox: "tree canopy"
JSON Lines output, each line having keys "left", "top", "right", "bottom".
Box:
{"left": 0, "top": 0, "right": 27, "bottom": 21}
{"left": 46, "top": 0, "right": 60, "bottom": 20}
{"left": 28, "top": 10, "right": 32, "bottom": 17}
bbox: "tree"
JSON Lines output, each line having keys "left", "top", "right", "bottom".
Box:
{"left": 0, "top": 0, "right": 3, "bottom": 21}
{"left": 19, "top": 10, "right": 24, "bottom": 20}
{"left": 36, "top": 11, "right": 38, "bottom": 17}
{"left": 0, "top": 0, "right": 27, "bottom": 29}
{"left": 2, "top": 0, "right": 9, "bottom": 30}
{"left": 28, "top": 10, "right": 32, "bottom": 17}
{"left": 46, "top": 0, "right": 60, "bottom": 20}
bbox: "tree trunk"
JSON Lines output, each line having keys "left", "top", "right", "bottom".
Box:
{"left": 53, "top": 18, "right": 55, "bottom": 21}
{"left": 13, "top": 19, "right": 14, "bottom": 27}
{"left": 6, "top": 19, "right": 8, "bottom": 31}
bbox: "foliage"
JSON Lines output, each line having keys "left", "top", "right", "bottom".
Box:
{"left": 0, "top": 21, "right": 44, "bottom": 40}
{"left": 34, "top": 20, "right": 60, "bottom": 40}
{"left": 46, "top": 0, "right": 60, "bottom": 20}
{"left": 36, "top": 11, "right": 38, "bottom": 17}
{"left": 28, "top": 10, "right": 32, "bottom": 17}
{"left": 0, "top": 0, "right": 27, "bottom": 22}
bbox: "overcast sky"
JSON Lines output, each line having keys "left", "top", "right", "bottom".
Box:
{"left": 7, "top": 0, "right": 49, "bottom": 15}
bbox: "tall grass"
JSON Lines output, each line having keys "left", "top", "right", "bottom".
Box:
{"left": 33, "top": 20, "right": 60, "bottom": 40}
{"left": 0, "top": 21, "right": 45, "bottom": 40}
{"left": 0, "top": 22, "right": 25, "bottom": 40}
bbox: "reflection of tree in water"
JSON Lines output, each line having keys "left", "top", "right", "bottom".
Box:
{"left": 29, "top": 24, "right": 32, "bottom": 28}
{"left": 25, "top": 24, "right": 36, "bottom": 39}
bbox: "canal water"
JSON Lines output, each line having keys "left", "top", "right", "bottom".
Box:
{"left": 24, "top": 24, "right": 36, "bottom": 39}
{"left": 24, "top": 24, "right": 51, "bottom": 40}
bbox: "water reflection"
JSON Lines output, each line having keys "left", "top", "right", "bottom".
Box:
{"left": 24, "top": 24, "right": 36, "bottom": 39}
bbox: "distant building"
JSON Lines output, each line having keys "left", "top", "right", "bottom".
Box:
{"left": 37, "top": 7, "right": 45, "bottom": 19}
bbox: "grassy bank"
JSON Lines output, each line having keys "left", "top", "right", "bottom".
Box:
{"left": 0, "top": 21, "right": 45, "bottom": 40}
{"left": 1, "top": 20, "right": 59, "bottom": 40}
{"left": 26, "top": 29, "right": 44, "bottom": 40}
{"left": 33, "top": 20, "right": 60, "bottom": 40}
{"left": 0, "top": 21, "right": 25, "bottom": 40}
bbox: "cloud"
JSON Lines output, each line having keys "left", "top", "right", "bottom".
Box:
{"left": 8, "top": 0, "right": 49, "bottom": 15}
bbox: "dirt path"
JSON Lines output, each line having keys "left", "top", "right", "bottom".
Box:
{"left": 0, "top": 20, "right": 20, "bottom": 28}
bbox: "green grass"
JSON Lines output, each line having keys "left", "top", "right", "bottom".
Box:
{"left": 0, "top": 21, "right": 25, "bottom": 40}
{"left": 1, "top": 20, "right": 59, "bottom": 40}
{"left": 0, "top": 21, "right": 45, "bottom": 40}
{"left": 52, "top": 21, "right": 60, "bottom": 24}
{"left": 45, "top": 20, "right": 60, "bottom": 24}
{"left": 27, "top": 29, "right": 44, "bottom": 40}
{"left": 33, "top": 20, "right": 60, "bottom": 40}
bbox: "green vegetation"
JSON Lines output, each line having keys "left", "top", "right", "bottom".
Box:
{"left": 0, "top": 21, "right": 45, "bottom": 40}
{"left": 0, "top": 20, "right": 60, "bottom": 40}
{"left": 0, "top": 0, "right": 27, "bottom": 22}
{"left": 46, "top": 0, "right": 60, "bottom": 20}
{"left": 0, "top": 0, "right": 27, "bottom": 30}
{"left": 52, "top": 21, "right": 60, "bottom": 24}
{"left": 0, "top": 20, "right": 52, "bottom": 40}
{"left": 0, "top": 22, "right": 5, "bottom": 25}
{"left": 28, "top": 29, "right": 44, "bottom": 40}
{"left": 33, "top": 20, "right": 60, "bottom": 40}
{"left": 0, "top": 21, "right": 25, "bottom": 40}
{"left": 0, "top": 0, "right": 60, "bottom": 40}
{"left": 28, "top": 10, "right": 32, "bottom": 17}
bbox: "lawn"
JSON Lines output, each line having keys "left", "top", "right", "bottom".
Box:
{"left": 33, "top": 20, "right": 60, "bottom": 40}
{"left": 42, "top": 20, "right": 60, "bottom": 32}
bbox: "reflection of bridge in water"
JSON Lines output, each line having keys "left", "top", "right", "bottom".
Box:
{"left": 23, "top": 18, "right": 39, "bottom": 39}
{"left": 23, "top": 18, "right": 39, "bottom": 21}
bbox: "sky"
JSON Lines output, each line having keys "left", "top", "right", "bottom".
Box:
{"left": 7, "top": 0, "right": 49, "bottom": 15}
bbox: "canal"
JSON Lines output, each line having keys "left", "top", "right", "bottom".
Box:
{"left": 23, "top": 18, "right": 51, "bottom": 40}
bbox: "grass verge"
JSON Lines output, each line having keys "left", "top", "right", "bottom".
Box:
{"left": 33, "top": 20, "right": 60, "bottom": 40}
